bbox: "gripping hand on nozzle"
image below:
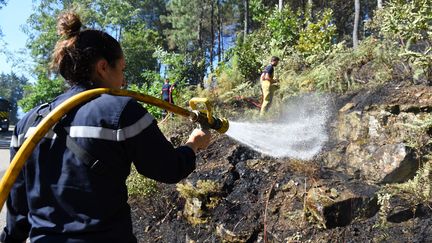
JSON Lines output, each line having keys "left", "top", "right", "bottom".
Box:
{"left": 185, "top": 128, "right": 211, "bottom": 153}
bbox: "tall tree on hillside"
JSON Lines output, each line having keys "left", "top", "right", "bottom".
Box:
{"left": 96, "top": 0, "right": 166, "bottom": 84}
{"left": 353, "top": 0, "right": 360, "bottom": 48}
{"left": 128, "top": 0, "right": 168, "bottom": 31}
{"left": 122, "top": 27, "right": 162, "bottom": 85}
{"left": 306, "top": 0, "right": 313, "bottom": 22}
{"left": 215, "top": 0, "right": 239, "bottom": 60}
{"left": 163, "top": 0, "right": 241, "bottom": 82}
{"left": 298, "top": 0, "right": 375, "bottom": 42}
{"left": 164, "top": 0, "right": 201, "bottom": 50}
{"left": 163, "top": 0, "right": 214, "bottom": 84}
{"left": 217, "top": 0, "right": 222, "bottom": 62}
{"left": 278, "top": 0, "right": 283, "bottom": 12}
{"left": 244, "top": 0, "right": 249, "bottom": 40}
{"left": 198, "top": 5, "right": 205, "bottom": 80}
{"left": 210, "top": 0, "right": 215, "bottom": 72}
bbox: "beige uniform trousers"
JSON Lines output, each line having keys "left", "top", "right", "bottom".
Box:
{"left": 260, "top": 80, "right": 277, "bottom": 115}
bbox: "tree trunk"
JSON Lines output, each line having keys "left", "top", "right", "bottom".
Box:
{"left": 377, "top": 0, "right": 383, "bottom": 8}
{"left": 210, "top": 0, "right": 214, "bottom": 72}
{"left": 217, "top": 0, "right": 222, "bottom": 63}
{"left": 353, "top": 0, "right": 360, "bottom": 49}
{"left": 198, "top": 11, "right": 203, "bottom": 54}
{"left": 279, "top": 0, "right": 283, "bottom": 12}
{"left": 198, "top": 8, "right": 205, "bottom": 86}
{"left": 306, "top": 0, "right": 313, "bottom": 21}
{"left": 243, "top": 0, "right": 249, "bottom": 41}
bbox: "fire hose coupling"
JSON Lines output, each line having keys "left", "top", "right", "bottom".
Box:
{"left": 189, "top": 98, "right": 229, "bottom": 134}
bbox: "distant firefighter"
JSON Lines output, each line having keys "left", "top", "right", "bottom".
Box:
{"left": 161, "top": 78, "right": 175, "bottom": 118}
{"left": 260, "top": 56, "right": 279, "bottom": 115}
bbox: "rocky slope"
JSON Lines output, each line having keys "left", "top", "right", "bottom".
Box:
{"left": 130, "top": 83, "right": 432, "bottom": 242}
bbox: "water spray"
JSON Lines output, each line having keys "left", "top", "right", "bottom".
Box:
{"left": 226, "top": 93, "right": 331, "bottom": 160}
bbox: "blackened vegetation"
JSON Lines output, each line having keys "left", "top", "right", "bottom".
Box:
{"left": 130, "top": 84, "right": 432, "bottom": 242}
{"left": 130, "top": 135, "right": 432, "bottom": 242}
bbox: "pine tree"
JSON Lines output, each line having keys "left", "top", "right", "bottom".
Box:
{"left": 243, "top": 0, "right": 249, "bottom": 40}
{"left": 353, "top": 0, "right": 360, "bottom": 48}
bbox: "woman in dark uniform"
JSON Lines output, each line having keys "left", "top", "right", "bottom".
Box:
{"left": 1, "top": 11, "right": 210, "bottom": 243}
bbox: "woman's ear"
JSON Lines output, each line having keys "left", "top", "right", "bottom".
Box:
{"left": 94, "top": 58, "right": 109, "bottom": 82}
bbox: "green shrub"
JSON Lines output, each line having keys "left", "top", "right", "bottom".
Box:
{"left": 214, "top": 58, "right": 250, "bottom": 95}
{"left": 370, "top": 0, "right": 432, "bottom": 81}
{"left": 19, "top": 77, "right": 66, "bottom": 112}
{"left": 266, "top": 5, "right": 300, "bottom": 49}
{"left": 373, "top": 0, "right": 431, "bottom": 48}
{"left": 279, "top": 37, "right": 397, "bottom": 94}
{"left": 126, "top": 166, "right": 158, "bottom": 197}
{"left": 128, "top": 82, "right": 164, "bottom": 119}
{"left": 295, "top": 9, "right": 337, "bottom": 62}
{"left": 153, "top": 47, "right": 191, "bottom": 85}
{"left": 218, "top": 82, "right": 260, "bottom": 103}
{"left": 232, "top": 36, "right": 263, "bottom": 82}
{"left": 231, "top": 5, "right": 303, "bottom": 82}
{"left": 176, "top": 180, "right": 222, "bottom": 225}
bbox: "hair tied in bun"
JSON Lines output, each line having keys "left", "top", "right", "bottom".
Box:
{"left": 57, "top": 11, "right": 82, "bottom": 38}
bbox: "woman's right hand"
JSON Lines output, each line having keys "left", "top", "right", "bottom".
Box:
{"left": 185, "top": 129, "right": 211, "bottom": 153}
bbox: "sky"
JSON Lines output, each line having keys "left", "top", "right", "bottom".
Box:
{"left": 0, "top": 0, "right": 33, "bottom": 78}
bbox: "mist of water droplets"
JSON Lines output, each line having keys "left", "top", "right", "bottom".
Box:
{"left": 226, "top": 94, "right": 331, "bottom": 160}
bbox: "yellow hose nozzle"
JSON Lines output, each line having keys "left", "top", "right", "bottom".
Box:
{"left": 190, "top": 110, "right": 229, "bottom": 134}
{"left": 188, "top": 97, "right": 229, "bottom": 134}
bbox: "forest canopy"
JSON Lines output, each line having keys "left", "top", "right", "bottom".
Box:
{"left": 6, "top": 0, "right": 431, "bottom": 119}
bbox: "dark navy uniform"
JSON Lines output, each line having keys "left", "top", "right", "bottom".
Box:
{"left": 1, "top": 85, "right": 196, "bottom": 243}
{"left": 262, "top": 64, "right": 274, "bottom": 79}
{"left": 161, "top": 83, "right": 172, "bottom": 102}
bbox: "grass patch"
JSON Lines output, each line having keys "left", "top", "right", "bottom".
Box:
{"left": 176, "top": 180, "right": 222, "bottom": 225}
{"left": 377, "top": 158, "right": 432, "bottom": 227}
{"left": 127, "top": 165, "right": 158, "bottom": 197}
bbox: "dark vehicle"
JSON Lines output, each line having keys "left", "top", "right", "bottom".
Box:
{"left": 0, "top": 97, "right": 10, "bottom": 132}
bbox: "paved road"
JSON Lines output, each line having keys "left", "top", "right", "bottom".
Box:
{"left": 0, "top": 128, "right": 13, "bottom": 232}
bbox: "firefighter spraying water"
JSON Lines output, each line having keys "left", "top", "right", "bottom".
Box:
{"left": 0, "top": 11, "right": 226, "bottom": 242}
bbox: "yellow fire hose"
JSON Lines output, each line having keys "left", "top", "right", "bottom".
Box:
{"left": 0, "top": 88, "right": 229, "bottom": 210}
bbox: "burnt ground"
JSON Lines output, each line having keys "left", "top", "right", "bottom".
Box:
{"left": 130, "top": 83, "right": 432, "bottom": 243}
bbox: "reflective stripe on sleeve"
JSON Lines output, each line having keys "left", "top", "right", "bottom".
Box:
{"left": 11, "top": 113, "right": 154, "bottom": 147}
{"left": 66, "top": 113, "right": 154, "bottom": 141}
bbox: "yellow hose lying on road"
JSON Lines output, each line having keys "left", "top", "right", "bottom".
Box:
{"left": 0, "top": 88, "right": 228, "bottom": 210}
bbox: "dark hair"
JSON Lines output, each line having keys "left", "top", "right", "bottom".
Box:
{"left": 51, "top": 11, "right": 123, "bottom": 86}
{"left": 271, "top": 56, "right": 280, "bottom": 62}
